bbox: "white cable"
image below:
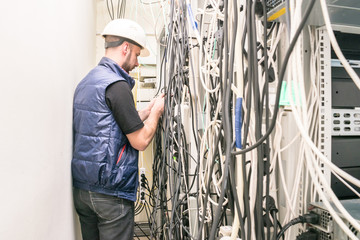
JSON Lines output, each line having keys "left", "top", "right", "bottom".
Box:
{"left": 288, "top": 75, "right": 360, "bottom": 187}
{"left": 304, "top": 148, "right": 359, "bottom": 240}
{"left": 199, "top": 120, "right": 228, "bottom": 207}
{"left": 332, "top": 171, "right": 360, "bottom": 198}
{"left": 319, "top": 0, "right": 360, "bottom": 90}
{"left": 198, "top": 3, "right": 221, "bottom": 94}
{"left": 274, "top": 2, "right": 359, "bottom": 237}
{"left": 283, "top": 10, "right": 360, "bottom": 235}
{"left": 288, "top": 72, "right": 360, "bottom": 237}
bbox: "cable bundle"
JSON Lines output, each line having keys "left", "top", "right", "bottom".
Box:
{"left": 117, "top": 0, "right": 360, "bottom": 239}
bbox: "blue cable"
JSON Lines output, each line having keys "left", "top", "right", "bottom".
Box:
{"left": 235, "top": 97, "right": 243, "bottom": 148}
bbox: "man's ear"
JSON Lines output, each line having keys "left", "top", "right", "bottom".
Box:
{"left": 123, "top": 42, "right": 129, "bottom": 55}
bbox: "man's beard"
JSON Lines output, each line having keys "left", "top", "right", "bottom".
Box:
{"left": 122, "top": 51, "right": 133, "bottom": 73}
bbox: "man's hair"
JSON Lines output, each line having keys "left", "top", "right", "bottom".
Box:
{"left": 104, "top": 35, "right": 142, "bottom": 49}
{"left": 105, "top": 35, "right": 122, "bottom": 43}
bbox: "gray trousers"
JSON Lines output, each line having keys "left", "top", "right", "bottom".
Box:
{"left": 73, "top": 187, "right": 134, "bottom": 240}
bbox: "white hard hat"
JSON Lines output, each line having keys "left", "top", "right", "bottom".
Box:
{"left": 102, "top": 19, "right": 150, "bottom": 57}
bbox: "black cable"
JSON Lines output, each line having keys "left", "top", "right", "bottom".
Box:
{"left": 171, "top": 5, "right": 188, "bottom": 236}
{"left": 117, "top": 0, "right": 121, "bottom": 18}
{"left": 232, "top": 0, "right": 317, "bottom": 155}
{"left": 150, "top": 2, "right": 175, "bottom": 238}
{"left": 285, "top": 0, "right": 291, "bottom": 39}
{"left": 296, "top": 229, "right": 318, "bottom": 240}
{"left": 209, "top": 0, "right": 231, "bottom": 238}
{"left": 276, "top": 213, "right": 319, "bottom": 240}
{"left": 218, "top": 0, "right": 245, "bottom": 239}
{"left": 260, "top": 1, "right": 272, "bottom": 239}
{"left": 167, "top": 7, "right": 183, "bottom": 236}
{"left": 272, "top": 210, "right": 279, "bottom": 240}
{"left": 239, "top": 18, "right": 252, "bottom": 240}
{"left": 220, "top": 1, "right": 246, "bottom": 240}
{"left": 154, "top": 2, "right": 198, "bottom": 238}
{"left": 155, "top": 49, "right": 166, "bottom": 97}
{"left": 118, "top": 0, "right": 125, "bottom": 19}
{"left": 106, "top": 0, "right": 114, "bottom": 20}
{"left": 149, "top": 0, "right": 319, "bottom": 239}
{"left": 248, "top": 1, "right": 265, "bottom": 238}
{"left": 134, "top": 222, "right": 151, "bottom": 239}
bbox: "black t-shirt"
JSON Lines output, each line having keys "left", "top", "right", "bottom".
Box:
{"left": 105, "top": 81, "right": 144, "bottom": 134}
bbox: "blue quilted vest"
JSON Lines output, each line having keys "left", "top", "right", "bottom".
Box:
{"left": 72, "top": 57, "right": 139, "bottom": 202}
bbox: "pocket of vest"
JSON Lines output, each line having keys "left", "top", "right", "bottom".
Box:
{"left": 116, "top": 144, "right": 126, "bottom": 165}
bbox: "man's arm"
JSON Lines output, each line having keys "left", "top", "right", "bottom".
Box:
{"left": 126, "top": 95, "right": 164, "bottom": 151}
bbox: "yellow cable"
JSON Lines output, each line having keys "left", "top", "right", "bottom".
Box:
{"left": 268, "top": 7, "right": 286, "bottom": 21}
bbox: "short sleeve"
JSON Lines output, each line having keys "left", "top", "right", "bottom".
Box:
{"left": 105, "top": 81, "right": 144, "bottom": 134}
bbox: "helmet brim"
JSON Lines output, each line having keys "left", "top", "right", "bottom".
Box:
{"left": 140, "top": 47, "right": 150, "bottom": 57}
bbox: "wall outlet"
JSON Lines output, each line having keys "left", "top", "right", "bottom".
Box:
{"left": 139, "top": 167, "right": 146, "bottom": 203}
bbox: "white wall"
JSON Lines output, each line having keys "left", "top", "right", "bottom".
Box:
{"left": 0, "top": 1, "right": 96, "bottom": 239}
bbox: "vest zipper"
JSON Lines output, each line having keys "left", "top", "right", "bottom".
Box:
{"left": 116, "top": 144, "right": 126, "bottom": 165}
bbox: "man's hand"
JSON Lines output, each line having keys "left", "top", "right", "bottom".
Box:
{"left": 147, "top": 97, "right": 156, "bottom": 111}
{"left": 152, "top": 94, "right": 165, "bottom": 115}
{"left": 128, "top": 93, "right": 165, "bottom": 151}
{"left": 138, "top": 94, "right": 164, "bottom": 121}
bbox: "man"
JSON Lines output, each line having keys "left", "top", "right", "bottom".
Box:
{"left": 72, "top": 19, "right": 164, "bottom": 240}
